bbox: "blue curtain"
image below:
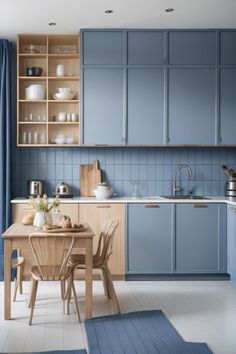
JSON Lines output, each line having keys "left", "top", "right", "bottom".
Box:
{"left": 0, "top": 39, "right": 15, "bottom": 280}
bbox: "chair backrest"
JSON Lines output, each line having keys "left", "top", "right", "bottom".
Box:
{"left": 29, "top": 232, "right": 75, "bottom": 281}
{"left": 95, "top": 219, "right": 119, "bottom": 265}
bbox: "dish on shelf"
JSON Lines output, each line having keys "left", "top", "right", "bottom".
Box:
{"left": 53, "top": 92, "right": 76, "bottom": 100}
{"left": 65, "top": 137, "right": 75, "bottom": 144}
{"left": 25, "top": 84, "right": 45, "bottom": 100}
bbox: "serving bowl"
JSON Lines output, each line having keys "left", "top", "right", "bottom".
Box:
{"left": 25, "top": 84, "right": 45, "bottom": 100}
{"left": 93, "top": 188, "right": 113, "bottom": 199}
{"left": 66, "top": 137, "right": 75, "bottom": 144}
{"left": 26, "top": 67, "right": 43, "bottom": 76}
{"left": 53, "top": 92, "right": 75, "bottom": 100}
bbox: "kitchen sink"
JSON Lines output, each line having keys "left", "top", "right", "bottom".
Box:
{"left": 160, "top": 195, "right": 212, "bottom": 200}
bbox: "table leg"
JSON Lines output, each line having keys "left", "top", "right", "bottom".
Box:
{"left": 4, "top": 239, "right": 12, "bottom": 320}
{"left": 85, "top": 238, "right": 93, "bottom": 319}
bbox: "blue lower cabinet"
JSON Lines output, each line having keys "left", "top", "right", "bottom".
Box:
{"left": 127, "top": 69, "right": 164, "bottom": 145}
{"left": 175, "top": 204, "right": 227, "bottom": 273}
{"left": 127, "top": 203, "right": 174, "bottom": 273}
{"left": 227, "top": 205, "right": 236, "bottom": 283}
{"left": 83, "top": 68, "right": 124, "bottom": 145}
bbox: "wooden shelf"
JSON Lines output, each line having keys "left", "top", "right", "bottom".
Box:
{"left": 17, "top": 34, "right": 80, "bottom": 147}
{"left": 48, "top": 122, "right": 79, "bottom": 124}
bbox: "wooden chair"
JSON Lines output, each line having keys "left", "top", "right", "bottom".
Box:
{"left": 12, "top": 251, "right": 24, "bottom": 302}
{"left": 69, "top": 219, "right": 120, "bottom": 314}
{"left": 28, "top": 232, "right": 80, "bottom": 325}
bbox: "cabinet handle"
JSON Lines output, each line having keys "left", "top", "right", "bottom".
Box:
{"left": 95, "top": 144, "right": 109, "bottom": 147}
{"left": 192, "top": 204, "right": 208, "bottom": 208}
{"left": 229, "top": 207, "right": 236, "bottom": 213}
{"left": 144, "top": 204, "right": 160, "bottom": 208}
{"left": 97, "top": 205, "right": 111, "bottom": 209}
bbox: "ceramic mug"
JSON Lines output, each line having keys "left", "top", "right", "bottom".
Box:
{"left": 56, "top": 64, "right": 65, "bottom": 77}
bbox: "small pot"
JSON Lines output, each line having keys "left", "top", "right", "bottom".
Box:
{"left": 26, "top": 67, "right": 43, "bottom": 76}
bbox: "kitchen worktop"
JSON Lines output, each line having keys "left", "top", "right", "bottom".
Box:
{"left": 11, "top": 196, "right": 236, "bottom": 205}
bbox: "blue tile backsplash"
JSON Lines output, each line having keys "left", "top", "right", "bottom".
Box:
{"left": 13, "top": 147, "right": 236, "bottom": 198}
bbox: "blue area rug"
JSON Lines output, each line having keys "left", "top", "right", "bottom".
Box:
{"left": 0, "top": 351, "right": 87, "bottom": 354}
{"left": 85, "top": 310, "right": 213, "bottom": 354}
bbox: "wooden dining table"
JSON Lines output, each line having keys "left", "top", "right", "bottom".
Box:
{"left": 2, "top": 223, "right": 94, "bottom": 320}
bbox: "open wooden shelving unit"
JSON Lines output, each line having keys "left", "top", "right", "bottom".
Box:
{"left": 17, "top": 34, "right": 80, "bottom": 147}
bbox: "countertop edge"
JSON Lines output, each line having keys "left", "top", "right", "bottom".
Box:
{"left": 10, "top": 196, "right": 236, "bottom": 206}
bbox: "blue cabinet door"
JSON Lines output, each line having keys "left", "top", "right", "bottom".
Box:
{"left": 83, "top": 68, "right": 124, "bottom": 145}
{"left": 127, "top": 204, "right": 173, "bottom": 273}
{"left": 176, "top": 204, "right": 227, "bottom": 273}
{"left": 168, "top": 69, "right": 216, "bottom": 145}
{"left": 168, "top": 31, "right": 216, "bottom": 65}
{"left": 127, "top": 68, "right": 164, "bottom": 145}
{"left": 227, "top": 205, "right": 236, "bottom": 283}
{"left": 82, "top": 31, "right": 124, "bottom": 65}
{"left": 128, "top": 31, "right": 164, "bottom": 65}
{"left": 219, "top": 69, "right": 236, "bottom": 145}
{"left": 220, "top": 31, "right": 236, "bottom": 65}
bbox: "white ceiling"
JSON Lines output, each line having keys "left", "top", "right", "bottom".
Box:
{"left": 1, "top": 0, "right": 236, "bottom": 41}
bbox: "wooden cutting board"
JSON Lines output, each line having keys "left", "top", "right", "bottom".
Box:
{"left": 80, "top": 160, "right": 102, "bottom": 197}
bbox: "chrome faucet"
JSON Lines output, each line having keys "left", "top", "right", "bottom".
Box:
{"left": 172, "top": 164, "right": 193, "bottom": 196}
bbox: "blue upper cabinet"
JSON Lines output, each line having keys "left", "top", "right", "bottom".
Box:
{"left": 127, "top": 68, "right": 164, "bottom": 145}
{"left": 83, "top": 68, "right": 124, "bottom": 145}
{"left": 168, "top": 68, "right": 216, "bottom": 145}
{"left": 219, "top": 69, "right": 236, "bottom": 145}
{"left": 220, "top": 31, "right": 236, "bottom": 65}
{"left": 127, "top": 31, "right": 164, "bottom": 65}
{"left": 83, "top": 31, "right": 124, "bottom": 65}
{"left": 168, "top": 31, "right": 216, "bottom": 65}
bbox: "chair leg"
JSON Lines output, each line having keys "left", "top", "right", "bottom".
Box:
{"left": 65, "top": 274, "right": 72, "bottom": 315}
{"left": 13, "top": 276, "right": 18, "bottom": 302}
{"left": 29, "top": 279, "right": 38, "bottom": 325}
{"left": 71, "top": 279, "right": 81, "bottom": 322}
{"left": 102, "top": 266, "right": 120, "bottom": 314}
{"left": 18, "top": 263, "right": 23, "bottom": 294}
{"left": 27, "top": 278, "right": 34, "bottom": 308}
{"left": 101, "top": 269, "right": 111, "bottom": 299}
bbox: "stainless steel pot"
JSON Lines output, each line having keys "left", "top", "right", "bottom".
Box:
{"left": 225, "top": 178, "right": 236, "bottom": 197}
{"left": 55, "top": 182, "right": 73, "bottom": 197}
{"left": 27, "top": 180, "right": 44, "bottom": 197}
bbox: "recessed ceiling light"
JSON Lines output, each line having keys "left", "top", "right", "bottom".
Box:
{"left": 49, "top": 22, "right": 56, "bottom": 26}
{"left": 165, "top": 8, "right": 174, "bottom": 12}
{"left": 105, "top": 10, "right": 113, "bottom": 14}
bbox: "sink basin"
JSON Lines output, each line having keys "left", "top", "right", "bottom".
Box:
{"left": 160, "top": 195, "right": 211, "bottom": 200}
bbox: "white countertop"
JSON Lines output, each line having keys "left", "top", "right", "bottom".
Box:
{"left": 11, "top": 196, "right": 236, "bottom": 205}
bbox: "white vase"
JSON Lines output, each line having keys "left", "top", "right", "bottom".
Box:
{"left": 33, "top": 211, "right": 52, "bottom": 228}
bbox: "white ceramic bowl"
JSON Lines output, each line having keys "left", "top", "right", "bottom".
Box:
{"left": 54, "top": 92, "right": 75, "bottom": 100}
{"left": 58, "top": 87, "right": 71, "bottom": 93}
{"left": 93, "top": 188, "right": 113, "bottom": 199}
{"left": 54, "top": 134, "right": 66, "bottom": 144}
{"left": 25, "top": 84, "right": 45, "bottom": 100}
{"left": 96, "top": 184, "right": 110, "bottom": 190}
{"left": 66, "top": 137, "right": 75, "bottom": 144}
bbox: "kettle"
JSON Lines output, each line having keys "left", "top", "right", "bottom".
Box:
{"left": 27, "top": 180, "right": 44, "bottom": 197}
{"left": 55, "top": 182, "right": 73, "bottom": 198}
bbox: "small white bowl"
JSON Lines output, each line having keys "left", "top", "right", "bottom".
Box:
{"left": 54, "top": 92, "right": 75, "bottom": 100}
{"left": 58, "top": 87, "right": 71, "bottom": 93}
{"left": 93, "top": 188, "right": 113, "bottom": 199}
{"left": 66, "top": 137, "right": 75, "bottom": 144}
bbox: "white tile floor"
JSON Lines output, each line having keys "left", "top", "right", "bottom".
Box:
{"left": 0, "top": 280, "right": 236, "bottom": 354}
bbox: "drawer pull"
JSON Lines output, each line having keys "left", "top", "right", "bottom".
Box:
{"left": 144, "top": 204, "right": 160, "bottom": 208}
{"left": 229, "top": 207, "right": 236, "bottom": 213}
{"left": 97, "top": 205, "right": 111, "bottom": 209}
{"left": 192, "top": 204, "right": 208, "bottom": 208}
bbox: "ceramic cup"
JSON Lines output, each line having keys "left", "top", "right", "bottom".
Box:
{"left": 56, "top": 64, "right": 65, "bottom": 77}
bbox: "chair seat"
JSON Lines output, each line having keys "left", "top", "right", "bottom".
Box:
{"left": 12, "top": 256, "right": 24, "bottom": 269}
{"left": 69, "top": 254, "right": 102, "bottom": 268}
{"left": 31, "top": 265, "right": 72, "bottom": 281}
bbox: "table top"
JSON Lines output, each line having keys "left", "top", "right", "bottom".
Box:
{"left": 2, "top": 223, "right": 95, "bottom": 239}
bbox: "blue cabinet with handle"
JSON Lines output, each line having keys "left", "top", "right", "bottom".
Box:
{"left": 168, "top": 68, "right": 216, "bottom": 145}
{"left": 227, "top": 205, "right": 236, "bottom": 284}
{"left": 127, "top": 203, "right": 174, "bottom": 273}
{"left": 175, "top": 203, "right": 227, "bottom": 273}
{"left": 127, "top": 68, "right": 164, "bottom": 145}
{"left": 83, "top": 68, "right": 124, "bottom": 145}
